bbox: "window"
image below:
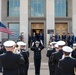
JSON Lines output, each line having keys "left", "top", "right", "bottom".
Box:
{"left": 30, "top": 0, "right": 45, "bottom": 17}
{"left": 7, "top": 0, "right": 20, "bottom": 17}
{"left": 9, "top": 23, "right": 20, "bottom": 40}
{"left": 55, "top": 0, "right": 68, "bottom": 17}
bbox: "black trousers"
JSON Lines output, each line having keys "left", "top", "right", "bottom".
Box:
{"left": 34, "top": 59, "right": 41, "bottom": 75}
{"left": 0, "top": 62, "right": 2, "bottom": 72}
{"left": 48, "top": 61, "right": 55, "bottom": 75}
{"left": 25, "top": 63, "right": 29, "bottom": 75}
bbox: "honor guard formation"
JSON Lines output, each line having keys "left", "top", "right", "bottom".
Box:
{"left": 0, "top": 39, "right": 76, "bottom": 75}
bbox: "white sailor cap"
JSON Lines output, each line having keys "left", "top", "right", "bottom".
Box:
{"left": 73, "top": 43, "right": 76, "bottom": 47}
{"left": 50, "top": 42, "right": 52, "bottom": 45}
{"left": 51, "top": 42, "right": 57, "bottom": 44}
{"left": 17, "top": 41, "right": 26, "bottom": 46}
{"left": 62, "top": 46, "right": 73, "bottom": 53}
{"left": 3, "top": 40, "right": 15, "bottom": 47}
{"left": 55, "top": 44, "right": 58, "bottom": 48}
{"left": 57, "top": 41, "right": 65, "bottom": 46}
{"left": 35, "top": 41, "right": 40, "bottom": 44}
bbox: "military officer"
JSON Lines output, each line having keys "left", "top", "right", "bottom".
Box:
{"left": 17, "top": 41, "right": 29, "bottom": 75}
{"left": 50, "top": 41, "right": 65, "bottom": 75}
{"left": 56, "top": 46, "right": 76, "bottom": 75}
{"left": 47, "top": 42, "right": 59, "bottom": 75}
{"left": 72, "top": 43, "right": 76, "bottom": 58}
{"left": 31, "top": 41, "right": 44, "bottom": 75}
{"left": 0, "top": 40, "right": 24, "bottom": 75}
{"left": 46, "top": 42, "right": 57, "bottom": 75}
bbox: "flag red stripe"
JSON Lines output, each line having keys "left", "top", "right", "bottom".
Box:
{"left": 0, "top": 28, "right": 14, "bottom": 35}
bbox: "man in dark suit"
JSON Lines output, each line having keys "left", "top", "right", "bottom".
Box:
{"left": 0, "top": 40, "right": 24, "bottom": 75}
{"left": 55, "top": 33, "right": 60, "bottom": 42}
{"left": 38, "top": 31, "right": 44, "bottom": 45}
{"left": 31, "top": 32, "right": 37, "bottom": 46}
{"left": 31, "top": 41, "right": 44, "bottom": 75}
{"left": 56, "top": 46, "right": 76, "bottom": 75}
{"left": 67, "top": 33, "right": 71, "bottom": 46}
{"left": 61, "top": 32, "right": 66, "bottom": 42}
{"left": 70, "top": 33, "right": 75, "bottom": 47}
{"left": 50, "top": 41, "right": 65, "bottom": 75}
{"left": 17, "top": 41, "right": 29, "bottom": 75}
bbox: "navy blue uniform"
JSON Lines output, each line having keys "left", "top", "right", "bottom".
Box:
{"left": 19, "top": 49, "right": 29, "bottom": 75}
{"left": 50, "top": 50, "right": 63, "bottom": 75}
{"left": 56, "top": 57, "right": 76, "bottom": 75}
{"left": 0, "top": 47, "right": 6, "bottom": 72}
{"left": 0, "top": 51, "right": 24, "bottom": 75}
{"left": 46, "top": 48, "right": 56, "bottom": 75}
{"left": 31, "top": 45, "right": 44, "bottom": 75}
{"left": 72, "top": 49, "right": 76, "bottom": 58}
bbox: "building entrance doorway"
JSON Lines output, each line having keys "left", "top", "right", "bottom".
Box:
{"left": 55, "top": 23, "right": 68, "bottom": 37}
{"left": 31, "top": 23, "right": 44, "bottom": 43}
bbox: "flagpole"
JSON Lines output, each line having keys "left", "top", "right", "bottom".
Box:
{"left": 0, "top": 0, "right": 2, "bottom": 42}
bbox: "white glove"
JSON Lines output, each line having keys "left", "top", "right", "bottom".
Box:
{"left": 40, "top": 40, "right": 43, "bottom": 45}
{"left": 38, "top": 48, "right": 41, "bottom": 51}
{"left": 32, "top": 42, "right": 34, "bottom": 46}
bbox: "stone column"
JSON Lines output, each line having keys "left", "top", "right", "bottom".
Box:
{"left": 0, "top": 0, "right": 2, "bottom": 41}
{"left": 20, "top": 0, "right": 28, "bottom": 47}
{"left": 46, "top": 0, "right": 55, "bottom": 47}
{"left": 72, "top": 0, "right": 76, "bottom": 36}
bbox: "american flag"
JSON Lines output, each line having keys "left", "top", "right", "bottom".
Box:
{"left": 0, "top": 22, "right": 14, "bottom": 36}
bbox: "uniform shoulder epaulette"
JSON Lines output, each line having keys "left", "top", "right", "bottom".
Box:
{"left": 52, "top": 51, "right": 58, "bottom": 55}
{"left": 0, "top": 53, "right": 6, "bottom": 56}
{"left": 59, "top": 58, "right": 64, "bottom": 61}
{"left": 70, "top": 57, "right": 75, "bottom": 60}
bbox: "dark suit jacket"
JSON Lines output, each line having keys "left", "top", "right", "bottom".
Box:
{"left": 0, "top": 51, "right": 24, "bottom": 75}
{"left": 56, "top": 57, "right": 76, "bottom": 75}
{"left": 55, "top": 35, "right": 60, "bottom": 42}
{"left": 62, "top": 35, "right": 66, "bottom": 41}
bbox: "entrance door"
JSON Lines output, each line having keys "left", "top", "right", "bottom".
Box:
{"left": 55, "top": 23, "right": 68, "bottom": 37}
{"left": 31, "top": 23, "right": 44, "bottom": 34}
{"left": 31, "top": 23, "right": 44, "bottom": 41}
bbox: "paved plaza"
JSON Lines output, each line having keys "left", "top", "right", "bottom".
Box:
{"left": 0, "top": 63, "right": 49, "bottom": 75}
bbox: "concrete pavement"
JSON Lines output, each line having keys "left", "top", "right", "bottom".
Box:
{"left": 28, "top": 62, "right": 49, "bottom": 75}
{"left": 0, "top": 63, "right": 49, "bottom": 75}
